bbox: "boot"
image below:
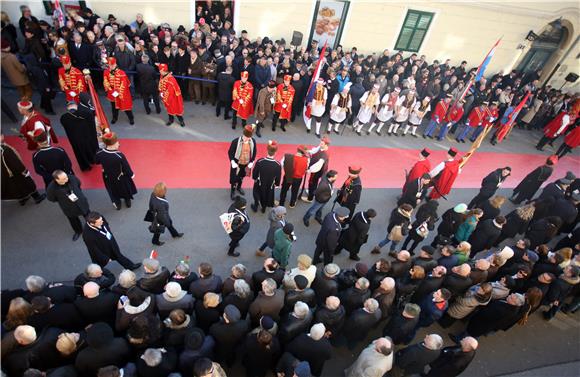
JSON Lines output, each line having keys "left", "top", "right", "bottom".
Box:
{"left": 371, "top": 246, "right": 381, "bottom": 254}
{"left": 255, "top": 123, "right": 262, "bottom": 138}
{"left": 230, "top": 187, "right": 236, "bottom": 200}
{"left": 255, "top": 249, "right": 267, "bottom": 257}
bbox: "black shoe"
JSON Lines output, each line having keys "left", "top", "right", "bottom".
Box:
{"left": 129, "top": 119, "right": 134, "bottom": 125}
{"left": 230, "top": 189, "right": 235, "bottom": 200}
{"left": 251, "top": 203, "right": 258, "bottom": 212}
{"left": 388, "top": 250, "right": 397, "bottom": 258}
{"left": 72, "top": 233, "right": 81, "bottom": 241}
{"left": 179, "top": 121, "right": 185, "bottom": 127}
{"left": 156, "top": 108, "right": 161, "bottom": 114}
{"left": 111, "top": 118, "right": 118, "bottom": 124}
{"left": 307, "top": 129, "right": 311, "bottom": 133}
{"left": 261, "top": 206, "right": 266, "bottom": 213}
{"left": 228, "top": 251, "right": 240, "bottom": 257}
{"left": 124, "top": 199, "right": 132, "bottom": 208}
{"left": 303, "top": 218, "right": 310, "bottom": 227}
{"left": 256, "top": 129, "right": 262, "bottom": 138}
{"left": 145, "top": 108, "right": 151, "bottom": 115}
{"left": 237, "top": 187, "right": 245, "bottom": 195}
{"left": 166, "top": 119, "right": 173, "bottom": 126}
{"left": 316, "top": 133, "right": 320, "bottom": 138}
{"left": 232, "top": 124, "right": 236, "bottom": 130}
{"left": 224, "top": 116, "right": 231, "bottom": 120}
{"left": 129, "top": 262, "right": 142, "bottom": 270}
{"left": 281, "top": 125, "right": 287, "bottom": 132}
{"left": 153, "top": 240, "right": 165, "bottom": 246}
{"left": 172, "top": 233, "right": 184, "bottom": 238}
{"left": 113, "top": 201, "right": 121, "bottom": 210}
{"left": 349, "top": 255, "right": 361, "bottom": 261}
{"left": 34, "top": 193, "right": 46, "bottom": 204}
{"left": 315, "top": 217, "right": 323, "bottom": 225}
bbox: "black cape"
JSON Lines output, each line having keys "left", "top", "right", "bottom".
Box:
{"left": 95, "top": 148, "right": 137, "bottom": 201}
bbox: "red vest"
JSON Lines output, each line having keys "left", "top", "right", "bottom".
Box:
{"left": 293, "top": 155, "right": 309, "bottom": 179}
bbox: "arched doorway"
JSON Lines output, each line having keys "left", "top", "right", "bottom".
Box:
{"left": 517, "top": 19, "right": 567, "bottom": 74}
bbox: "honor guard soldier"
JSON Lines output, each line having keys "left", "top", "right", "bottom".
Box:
{"left": 95, "top": 132, "right": 138, "bottom": 210}
{"left": 232, "top": 71, "right": 254, "bottom": 129}
{"left": 251, "top": 140, "right": 282, "bottom": 213}
{"left": 158, "top": 63, "right": 185, "bottom": 127}
{"left": 272, "top": 75, "right": 295, "bottom": 132}
{"left": 228, "top": 125, "right": 257, "bottom": 200}
{"left": 58, "top": 55, "right": 86, "bottom": 103}
{"left": 18, "top": 100, "right": 58, "bottom": 151}
{"left": 103, "top": 57, "right": 134, "bottom": 125}
{"left": 429, "top": 147, "right": 461, "bottom": 200}
{"left": 336, "top": 166, "right": 363, "bottom": 220}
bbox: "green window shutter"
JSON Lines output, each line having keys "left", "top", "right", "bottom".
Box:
{"left": 395, "top": 10, "right": 434, "bottom": 52}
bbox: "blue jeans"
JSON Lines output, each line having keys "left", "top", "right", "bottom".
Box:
{"left": 304, "top": 200, "right": 326, "bottom": 221}
{"left": 423, "top": 119, "right": 438, "bottom": 137}
{"left": 456, "top": 124, "right": 471, "bottom": 141}
{"left": 470, "top": 125, "right": 483, "bottom": 141}
{"left": 438, "top": 122, "right": 453, "bottom": 140}
{"left": 378, "top": 237, "right": 399, "bottom": 251}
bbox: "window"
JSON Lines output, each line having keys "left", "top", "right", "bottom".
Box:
{"left": 394, "top": 10, "right": 434, "bottom": 52}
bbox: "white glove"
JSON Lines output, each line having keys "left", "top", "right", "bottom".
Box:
{"left": 231, "top": 160, "right": 238, "bottom": 169}
{"left": 112, "top": 91, "right": 119, "bottom": 98}
{"left": 70, "top": 91, "right": 77, "bottom": 97}
{"left": 239, "top": 99, "right": 244, "bottom": 104}
{"left": 270, "top": 97, "right": 275, "bottom": 104}
{"left": 282, "top": 104, "right": 287, "bottom": 109}
{"left": 248, "top": 162, "right": 254, "bottom": 169}
{"left": 160, "top": 92, "right": 164, "bottom": 98}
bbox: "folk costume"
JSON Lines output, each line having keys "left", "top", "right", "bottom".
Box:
{"left": 328, "top": 87, "right": 352, "bottom": 133}
{"left": 1, "top": 140, "right": 45, "bottom": 205}
{"left": 429, "top": 148, "right": 461, "bottom": 200}
{"left": 304, "top": 137, "right": 331, "bottom": 202}
{"left": 309, "top": 78, "right": 327, "bottom": 137}
{"left": 59, "top": 102, "right": 97, "bottom": 171}
{"left": 404, "top": 97, "right": 430, "bottom": 136}
{"left": 31, "top": 130, "right": 73, "bottom": 187}
{"left": 556, "top": 126, "right": 580, "bottom": 158}
{"left": 95, "top": 132, "right": 137, "bottom": 210}
{"left": 456, "top": 103, "right": 486, "bottom": 143}
{"left": 232, "top": 71, "right": 254, "bottom": 129}
{"left": 158, "top": 63, "right": 185, "bottom": 127}
{"left": 404, "top": 148, "right": 431, "bottom": 196}
{"left": 354, "top": 85, "right": 381, "bottom": 134}
{"left": 424, "top": 95, "right": 451, "bottom": 138}
{"left": 536, "top": 110, "right": 573, "bottom": 151}
{"left": 228, "top": 125, "right": 257, "bottom": 200}
{"left": 470, "top": 102, "right": 498, "bottom": 142}
{"left": 18, "top": 101, "right": 58, "bottom": 151}
{"left": 279, "top": 145, "right": 310, "bottom": 208}
{"left": 57, "top": 55, "right": 86, "bottom": 103}
{"left": 251, "top": 140, "right": 281, "bottom": 212}
{"left": 510, "top": 156, "right": 557, "bottom": 204}
{"left": 103, "top": 57, "right": 134, "bottom": 125}
{"left": 272, "top": 75, "right": 295, "bottom": 132}
{"left": 438, "top": 100, "right": 465, "bottom": 140}
{"left": 368, "top": 88, "right": 399, "bottom": 135}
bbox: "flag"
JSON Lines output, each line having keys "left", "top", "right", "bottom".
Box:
{"left": 303, "top": 42, "right": 328, "bottom": 130}
{"left": 83, "top": 69, "right": 111, "bottom": 133}
{"left": 53, "top": 0, "right": 65, "bottom": 28}
{"left": 475, "top": 38, "right": 501, "bottom": 82}
{"left": 496, "top": 91, "right": 531, "bottom": 143}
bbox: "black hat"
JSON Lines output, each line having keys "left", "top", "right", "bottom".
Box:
{"left": 448, "top": 147, "right": 458, "bottom": 157}
{"left": 421, "top": 245, "right": 436, "bottom": 255}
{"left": 283, "top": 223, "right": 294, "bottom": 235}
{"left": 107, "top": 14, "right": 116, "bottom": 20}
{"left": 421, "top": 148, "right": 431, "bottom": 157}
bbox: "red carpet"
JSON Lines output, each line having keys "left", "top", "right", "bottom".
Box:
{"left": 7, "top": 136, "right": 579, "bottom": 190}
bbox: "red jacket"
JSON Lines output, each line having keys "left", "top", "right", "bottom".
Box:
{"left": 159, "top": 73, "right": 183, "bottom": 116}
{"left": 482, "top": 107, "right": 499, "bottom": 128}
{"left": 58, "top": 66, "right": 86, "bottom": 103}
{"left": 431, "top": 100, "right": 449, "bottom": 123}
{"left": 429, "top": 160, "right": 460, "bottom": 199}
{"left": 466, "top": 106, "right": 485, "bottom": 127}
{"left": 274, "top": 84, "right": 295, "bottom": 120}
{"left": 231, "top": 80, "right": 254, "bottom": 119}
{"left": 445, "top": 105, "right": 464, "bottom": 123}
{"left": 19, "top": 111, "right": 59, "bottom": 150}
{"left": 406, "top": 159, "right": 431, "bottom": 184}
{"left": 564, "top": 126, "right": 580, "bottom": 148}
{"left": 544, "top": 112, "right": 571, "bottom": 138}
{"left": 103, "top": 68, "right": 132, "bottom": 111}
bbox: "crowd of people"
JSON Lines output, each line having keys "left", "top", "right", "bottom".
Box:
{"left": 1, "top": 3, "right": 579, "bottom": 151}
{"left": 1, "top": 2, "right": 580, "bottom": 377}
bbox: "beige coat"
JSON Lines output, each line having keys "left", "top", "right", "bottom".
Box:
{"left": 255, "top": 86, "right": 275, "bottom": 121}
{"left": 345, "top": 341, "right": 393, "bottom": 377}
{"left": 1, "top": 51, "right": 29, "bottom": 86}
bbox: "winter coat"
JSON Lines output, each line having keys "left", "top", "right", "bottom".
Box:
{"left": 278, "top": 311, "right": 313, "bottom": 345}
{"left": 412, "top": 275, "right": 445, "bottom": 303}
{"left": 242, "top": 332, "right": 281, "bottom": 377}
{"left": 189, "top": 275, "right": 223, "bottom": 299}
{"left": 425, "top": 346, "right": 476, "bottom": 377}
{"left": 155, "top": 291, "right": 195, "bottom": 319}
{"left": 345, "top": 340, "right": 393, "bottom": 377}
{"left": 1, "top": 51, "right": 29, "bottom": 86}
{"left": 340, "top": 286, "right": 371, "bottom": 315}
{"left": 442, "top": 273, "right": 473, "bottom": 297}
{"left": 396, "top": 342, "right": 441, "bottom": 375}
{"left": 340, "top": 211, "right": 372, "bottom": 253}
{"left": 311, "top": 270, "right": 339, "bottom": 305}
{"left": 75, "top": 323, "right": 131, "bottom": 377}
{"left": 249, "top": 290, "right": 285, "bottom": 325}
{"left": 437, "top": 208, "right": 465, "bottom": 237}
{"left": 209, "top": 317, "right": 250, "bottom": 365}
{"left": 469, "top": 219, "right": 502, "bottom": 254}
{"left": 272, "top": 228, "right": 293, "bottom": 269}
{"left": 372, "top": 287, "right": 396, "bottom": 320}
{"left": 138, "top": 267, "right": 170, "bottom": 294}
{"left": 284, "top": 288, "right": 316, "bottom": 312}
{"left": 314, "top": 305, "right": 346, "bottom": 338}
{"left": 501, "top": 210, "right": 531, "bottom": 239}
{"left": 466, "top": 300, "right": 523, "bottom": 337}
{"left": 455, "top": 215, "right": 478, "bottom": 242}
{"left": 447, "top": 286, "right": 492, "bottom": 319}
{"left": 382, "top": 311, "right": 419, "bottom": 345}
{"left": 286, "top": 334, "right": 332, "bottom": 377}
{"left": 343, "top": 308, "right": 382, "bottom": 343}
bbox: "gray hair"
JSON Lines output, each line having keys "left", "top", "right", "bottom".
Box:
{"left": 364, "top": 298, "right": 379, "bottom": 313}
{"left": 293, "top": 301, "right": 309, "bottom": 319}
{"left": 356, "top": 277, "right": 370, "bottom": 290}
{"left": 262, "top": 278, "right": 277, "bottom": 296}
{"left": 141, "top": 348, "right": 162, "bottom": 367}
{"left": 118, "top": 270, "right": 136, "bottom": 289}
{"left": 234, "top": 279, "right": 251, "bottom": 299}
{"left": 424, "top": 334, "right": 444, "bottom": 350}
{"left": 25, "top": 275, "right": 46, "bottom": 293}
{"left": 231, "top": 264, "right": 247, "bottom": 278}
{"left": 86, "top": 264, "right": 102, "bottom": 278}
{"left": 104, "top": 26, "right": 113, "bottom": 34}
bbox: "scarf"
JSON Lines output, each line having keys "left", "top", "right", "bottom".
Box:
{"left": 364, "top": 91, "right": 379, "bottom": 108}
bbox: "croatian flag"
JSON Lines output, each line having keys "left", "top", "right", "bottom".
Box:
{"left": 475, "top": 38, "right": 501, "bottom": 82}
{"left": 53, "top": 0, "right": 65, "bottom": 28}
{"left": 303, "top": 42, "right": 328, "bottom": 130}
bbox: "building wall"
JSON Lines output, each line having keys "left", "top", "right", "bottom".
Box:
{"left": 3, "top": 0, "right": 578, "bottom": 90}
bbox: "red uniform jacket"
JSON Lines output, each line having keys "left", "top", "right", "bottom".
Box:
{"left": 232, "top": 80, "right": 254, "bottom": 119}
{"left": 429, "top": 160, "right": 460, "bottom": 199}
{"left": 58, "top": 66, "right": 86, "bottom": 103}
{"left": 444, "top": 105, "right": 464, "bottom": 123}
{"left": 482, "top": 107, "right": 499, "bottom": 128}
{"left": 466, "top": 107, "right": 485, "bottom": 127}
{"left": 159, "top": 73, "right": 184, "bottom": 116}
{"left": 406, "top": 159, "right": 431, "bottom": 184}
{"left": 564, "top": 126, "right": 580, "bottom": 148}
{"left": 431, "top": 100, "right": 449, "bottom": 123}
{"left": 544, "top": 112, "right": 571, "bottom": 138}
{"left": 274, "top": 84, "right": 295, "bottom": 120}
{"left": 19, "top": 111, "right": 59, "bottom": 150}
{"left": 103, "top": 68, "right": 132, "bottom": 111}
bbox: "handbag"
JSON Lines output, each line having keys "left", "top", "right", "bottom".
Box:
{"left": 219, "top": 212, "right": 236, "bottom": 234}
{"left": 144, "top": 209, "right": 155, "bottom": 222}
{"left": 388, "top": 225, "right": 404, "bottom": 242}
{"left": 416, "top": 218, "right": 431, "bottom": 239}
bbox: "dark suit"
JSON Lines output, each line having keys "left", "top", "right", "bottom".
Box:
{"left": 313, "top": 212, "right": 342, "bottom": 265}
{"left": 468, "top": 168, "right": 508, "bottom": 208}
{"left": 81, "top": 217, "right": 136, "bottom": 269}
{"left": 32, "top": 146, "right": 73, "bottom": 187}
{"left": 46, "top": 175, "right": 90, "bottom": 234}
{"left": 136, "top": 62, "right": 161, "bottom": 113}
{"left": 70, "top": 43, "right": 93, "bottom": 69}
{"left": 149, "top": 193, "right": 181, "bottom": 243}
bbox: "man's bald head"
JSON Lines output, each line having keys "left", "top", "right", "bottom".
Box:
{"left": 83, "top": 282, "right": 100, "bottom": 298}
{"left": 326, "top": 296, "right": 340, "bottom": 310}
{"left": 380, "top": 277, "right": 395, "bottom": 291}
{"left": 460, "top": 336, "right": 478, "bottom": 352}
